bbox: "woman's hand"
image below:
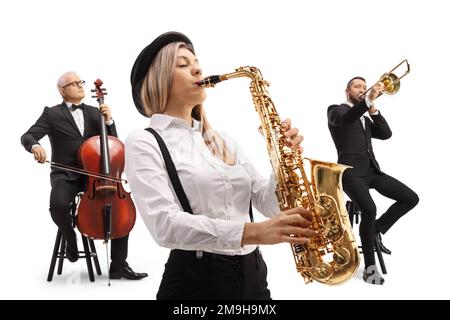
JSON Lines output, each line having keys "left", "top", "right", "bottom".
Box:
{"left": 241, "top": 206, "right": 315, "bottom": 246}
{"left": 281, "top": 118, "right": 304, "bottom": 154}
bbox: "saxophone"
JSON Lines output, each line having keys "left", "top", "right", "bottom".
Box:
{"left": 198, "top": 66, "right": 360, "bottom": 285}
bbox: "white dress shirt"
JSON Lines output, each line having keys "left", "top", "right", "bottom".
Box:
{"left": 65, "top": 102, "right": 85, "bottom": 136}
{"left": 65, "top": 102, "right": 114, "bottom": 136}
{"left": 345, "top": 96, "right": 379, "bottom": 130}
{"left": 125, "top": 114, "right": 279, "bottom": 256}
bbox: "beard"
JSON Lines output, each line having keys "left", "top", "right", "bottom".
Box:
{"left": 348, "top": 92, "right": 363, "bottom": 105}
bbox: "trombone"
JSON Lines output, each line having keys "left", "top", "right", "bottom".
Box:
{"left": 365, "top": 59, "right": 410, "bottom": 99}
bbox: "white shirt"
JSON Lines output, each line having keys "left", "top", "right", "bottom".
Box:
{"left": 345, "top": 96, "right": 379, "bottom": 130}
{"left": 65, "top": 102, "right": 114, "bottom": 136}
{"left": 65, "top": 102, "right": 85, "bottom": 136}
{"left": 125, "top": 114, "right": 279, "bottom": 256}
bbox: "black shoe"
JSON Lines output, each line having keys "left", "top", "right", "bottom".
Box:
{"left": 375, "top": 232, "right": 392, "bottom": 255}
{"left": 109, "top": 264, "right": 148, "bottom": 280}
{"left": 65, "top": 238, "right": 79, "bottom": 263}
{"left": 363, "top": 265, "right": 385, "bottom": 285}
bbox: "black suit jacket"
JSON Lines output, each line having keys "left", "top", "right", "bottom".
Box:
{"left": 21, "top": 102, "right": 118, "bottom": 186}
{"left": 327, "top": 100, "right": 392, "bottom": 177}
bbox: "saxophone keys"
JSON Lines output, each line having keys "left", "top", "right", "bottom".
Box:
{"left": 316, "top": 195, "right": 334, "bottom": 218}
{"left": 323, "top": 224, "right": 343, "bottom": 242}
{"left": 333, "top": 247, "right": 351, "bottom": 266}
{"left": 312, "top": 262, "right": 333, "bottom": 280}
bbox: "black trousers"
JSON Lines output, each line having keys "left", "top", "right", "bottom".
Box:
{"left": 343, "top": 168, "right": 419, "bottom": 267}
{"left": 157, "top": 248, "right": 271, "bottom": 300}
{"left": 49, "top": 179, "right": 128, "bottom": 269}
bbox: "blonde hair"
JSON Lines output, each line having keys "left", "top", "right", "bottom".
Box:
{"left": 140, "top": 42, "right": 235, "bottom": 164}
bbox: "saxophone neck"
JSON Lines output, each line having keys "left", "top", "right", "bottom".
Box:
{"left": 197, "top": 66, "right": 263, "bottom": 88}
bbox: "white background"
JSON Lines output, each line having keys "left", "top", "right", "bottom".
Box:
{"left": 1, "top": 0, "right": 448, "bottom": 300}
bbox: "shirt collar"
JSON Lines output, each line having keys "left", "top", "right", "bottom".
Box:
{"left": 150, "top": 113, "right": 201, "bottom": 132}
{"left": 344, "top": 100, "right": 354, "bottom": 107}
{"left": 64, "top": 101, "right": 83, "bottom": 109}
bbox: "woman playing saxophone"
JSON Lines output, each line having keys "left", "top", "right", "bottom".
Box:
{"left": 125, "top": 31, "right": 314, "bottom": 300}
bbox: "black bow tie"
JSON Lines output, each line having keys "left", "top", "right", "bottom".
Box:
{"left": 70, "top": 103, "right": 83, "bottom": 111}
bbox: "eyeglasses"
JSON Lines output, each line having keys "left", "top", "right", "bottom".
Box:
{"left": 62, "top": 80, "right": 85, "bottom": 88}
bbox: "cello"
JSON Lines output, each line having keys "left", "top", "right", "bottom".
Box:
{"left": 76, "top": 79, "right": 136, "bottom": 242}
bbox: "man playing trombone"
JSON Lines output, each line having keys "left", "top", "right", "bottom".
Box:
{"left": 327, "top": 76, "right": 419, "bottom": 285}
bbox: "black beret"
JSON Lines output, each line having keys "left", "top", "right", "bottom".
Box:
{"left": 130, "top": 31, "right": 194, "bottom": 117}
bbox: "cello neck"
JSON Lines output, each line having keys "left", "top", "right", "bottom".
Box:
{"left": 93, "top": 79, "right": 111, "bottom": 176}
{"left": 100, "top": 114, "right": 111, "bottom": 175}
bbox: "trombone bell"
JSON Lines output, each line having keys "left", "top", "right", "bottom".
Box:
{"left": 380, "top": 73, "right": 400, "bottom": 95}
{"left": 379, "top": 59, "right": 410, "bottom": 95}
{"left": 367, "top": 59, "right": 410, "bottom": 99}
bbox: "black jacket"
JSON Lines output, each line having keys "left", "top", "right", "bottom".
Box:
{"left": 327, "top": 100, "right": 392, "bottom": 177}
{"left": 21, "top": 102, "right": 118, "bottom": 186}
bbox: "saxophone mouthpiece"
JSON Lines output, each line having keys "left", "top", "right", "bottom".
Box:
{"left": 197, "top": 75, "right": 225, "bottom": 88}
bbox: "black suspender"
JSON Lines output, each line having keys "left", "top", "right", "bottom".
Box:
{"left": 145, "top": 127, "right": 254, "bottom": 221}
{"left": 249, "top": 201, "right": 254, "bottom": 223}
{"left": 146, "top": 128, "right": 193, "bottom": 214}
